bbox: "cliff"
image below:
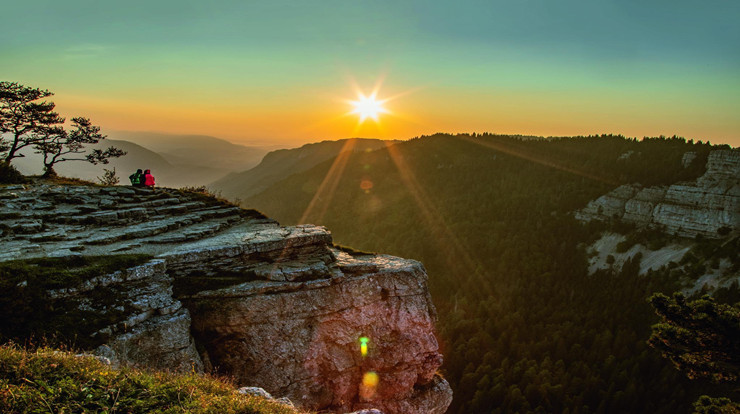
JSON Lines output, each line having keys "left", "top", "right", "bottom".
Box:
{"left": 0, "top": 182, "right": 452, "bottom": 414}
{"left": 576, "top": 149, "right": 740, "bottom": 238}
{"left": 576, "top": 149, "right": 739, "bottom": 293}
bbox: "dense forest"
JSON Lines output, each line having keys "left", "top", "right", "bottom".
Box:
{"left": 244, "top": 134, "right": 738, "bottom": 413}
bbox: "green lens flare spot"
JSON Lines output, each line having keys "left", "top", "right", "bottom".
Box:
{"left": 360, "top": 336, "right": 369, "bottom": 357}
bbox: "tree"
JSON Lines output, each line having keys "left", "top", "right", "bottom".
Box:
{"left": 34, "top": 117, "right": 126, "bottom": 177}
{"left": 649, "top": 293, "right": 740, "bottom": 411}
{"left": 1, "top": 81, "right": 125, "bottom": 177}
{"left": 0, "top": 81, "right": 64, "bottom": 164}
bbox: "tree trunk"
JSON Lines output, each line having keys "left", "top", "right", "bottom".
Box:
{"left": 42, "top": 165, "right": 57, "bottom": 178}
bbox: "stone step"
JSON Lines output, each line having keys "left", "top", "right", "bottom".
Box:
{"left": 0, "top": 185, "right": 25, "bottom": 192}
{"left": 85, "top": 221, "right": 177, "bottom": 245}
{"left": 8, "top": 220, "right": 43, "bottom": 233}
{"left": 82, "top": 209, "right": 229, "bottom": 245}
{"left": 149, "top": 201, "right": 205, "bottom": 216}
{"left": 160, "top": 224, "right": 335, "bottom": 280}
{"left": 58, "top": 207, "right": 149, "bottom": 225}
{"left": 147, "top": 222, "right": 227, "bottom": 244}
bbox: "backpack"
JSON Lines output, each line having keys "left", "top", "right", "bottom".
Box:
{"left": 129, "top": 172, "right": 142, "bottom": 185}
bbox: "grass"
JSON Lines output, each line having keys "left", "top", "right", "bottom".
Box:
{"left": 177, "top": 186, "right": 234, "bottom": 207}
{"left": 0, "top": 345, "right": 306, "bottom": 413}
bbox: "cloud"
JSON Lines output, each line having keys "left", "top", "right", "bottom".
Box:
{"left": 63, "top": 44, "right": 109, "bottom": 59}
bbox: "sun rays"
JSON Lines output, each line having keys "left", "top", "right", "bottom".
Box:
{"left": 298, "top": 138, "right": 358, "bottom": 225}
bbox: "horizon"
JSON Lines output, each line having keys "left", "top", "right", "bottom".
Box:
{"left": 106, "top": 129, "right": 738, "bottom": 150}
{"left": 2, "top": 1, "right": 739, "bottom": 148}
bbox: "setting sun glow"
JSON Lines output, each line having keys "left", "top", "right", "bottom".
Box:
{"left": 350, "top": 93, "right": 388, "bottom": 122}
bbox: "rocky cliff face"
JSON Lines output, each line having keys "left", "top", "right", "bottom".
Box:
{"left": 183, "top": 251, "right": 447, "bottom": 413}
{"left": 0, "top": 182, "right": 452, "bottom": 414}
{"left": 576, "top": 149, "right": 740, "bottom": 237}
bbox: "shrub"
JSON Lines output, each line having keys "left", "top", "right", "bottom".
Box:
{"left": 97, "top": 167, "right": 120, "bottom": 186}
{"left": 0, "top": 162, "right": 26, "bottom": 184}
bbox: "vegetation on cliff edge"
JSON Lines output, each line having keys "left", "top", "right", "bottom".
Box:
{"left": 0, "top": 345, "right": 304, "bottom": 413}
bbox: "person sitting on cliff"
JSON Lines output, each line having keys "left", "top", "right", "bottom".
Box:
{"left": 129, "top": 169, "right": 144, "bottom": 187}
{"left": 143, "top": 169, "right": 156, "bottom": 189}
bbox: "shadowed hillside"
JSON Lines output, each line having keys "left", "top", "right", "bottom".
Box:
{"left": 210, "top": 138, "right": 395, "bottom": 201}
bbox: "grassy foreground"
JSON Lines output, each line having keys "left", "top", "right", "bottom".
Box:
{"left": 0, "top": 345, "right": 306, "bottom": 414}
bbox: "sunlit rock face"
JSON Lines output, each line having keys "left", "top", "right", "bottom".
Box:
{"left": 576, "top": 149, "right": 740, "bottom": 237}
{"left": 0, "top": 182, "right": 451, "bottom": 413}
{"left": 182, "top": 249, "right": 451, "bottom": 414}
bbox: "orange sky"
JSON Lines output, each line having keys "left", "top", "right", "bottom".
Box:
{"left": 52, "top": 81, "right": 739, "bottom": 148}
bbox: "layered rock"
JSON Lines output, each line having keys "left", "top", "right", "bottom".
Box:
{"left": 183, "top": 250, "right": 451, "bottom": 414}
{"left": 576, "top": 149, "right": 740, "bottom": 237}
{"left": 46, "top": 259, "right": 203, "bottom": 373}
{"left": 0, "top": 182, "right": 452, "bottom": 413}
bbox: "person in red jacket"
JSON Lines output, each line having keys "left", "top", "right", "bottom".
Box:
{"left": 143, "top": 169, "right": 156, "bottom": 189}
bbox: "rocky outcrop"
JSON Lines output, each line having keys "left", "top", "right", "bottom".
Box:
{"left": 576, "top": 149, "right": 740, "bottom": 238}
{"left": 0, "top": 182, "right": 452, "bottom": 414}
{"left": 183, "top": 251, "right": 450, "bottom": 414}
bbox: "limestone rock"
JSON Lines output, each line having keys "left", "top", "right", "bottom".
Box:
{"left": 96, "top": 308, "right": 203, "bottom": 373}
{"left": 184, "top": 250, "right": 448, "bottom": 414}
{"left": 237, "top": 386, "right": 274, "bottom": 399}
{"left": 682, "top": 151, "right": 697, "bottom": 168}
{"left": 576, "top": 149, "right": 740, "bottom": 237}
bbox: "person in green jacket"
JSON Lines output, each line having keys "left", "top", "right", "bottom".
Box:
{"left": 129, "top": 169, "right": 144, "bottom": 187}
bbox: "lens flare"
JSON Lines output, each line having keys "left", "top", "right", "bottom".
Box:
{"left": 360, "top": 371, "right": 380, "bottom": 400}
{"left": 360, "top": 336, "right": 369, "bottom": 357}
{"left": 362, "top": 371, "right": 379, "bottom": 387}
{"left": 360, "top": 179, "right": 374, "bottom": 192}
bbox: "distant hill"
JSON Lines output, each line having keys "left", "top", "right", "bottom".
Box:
{"left": 13, "top": 139, "right": 231, "bottom": 188}
{"left": 210, "top": 138, "right": 396, "bottom": 201}
{"left": 110, "top": 131, "right": 269, "bottom": 173}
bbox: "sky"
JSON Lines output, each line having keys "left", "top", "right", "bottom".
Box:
{"left": 2, "top": 0, "right": 739, "bottom": 147}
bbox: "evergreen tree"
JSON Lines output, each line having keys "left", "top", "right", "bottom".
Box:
{"left": 649, "top": 293, "right": 740, "bottom": 411}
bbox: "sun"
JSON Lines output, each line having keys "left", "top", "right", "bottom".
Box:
{"left": 350, "top": 92, "right": 388, "bottom": 122}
